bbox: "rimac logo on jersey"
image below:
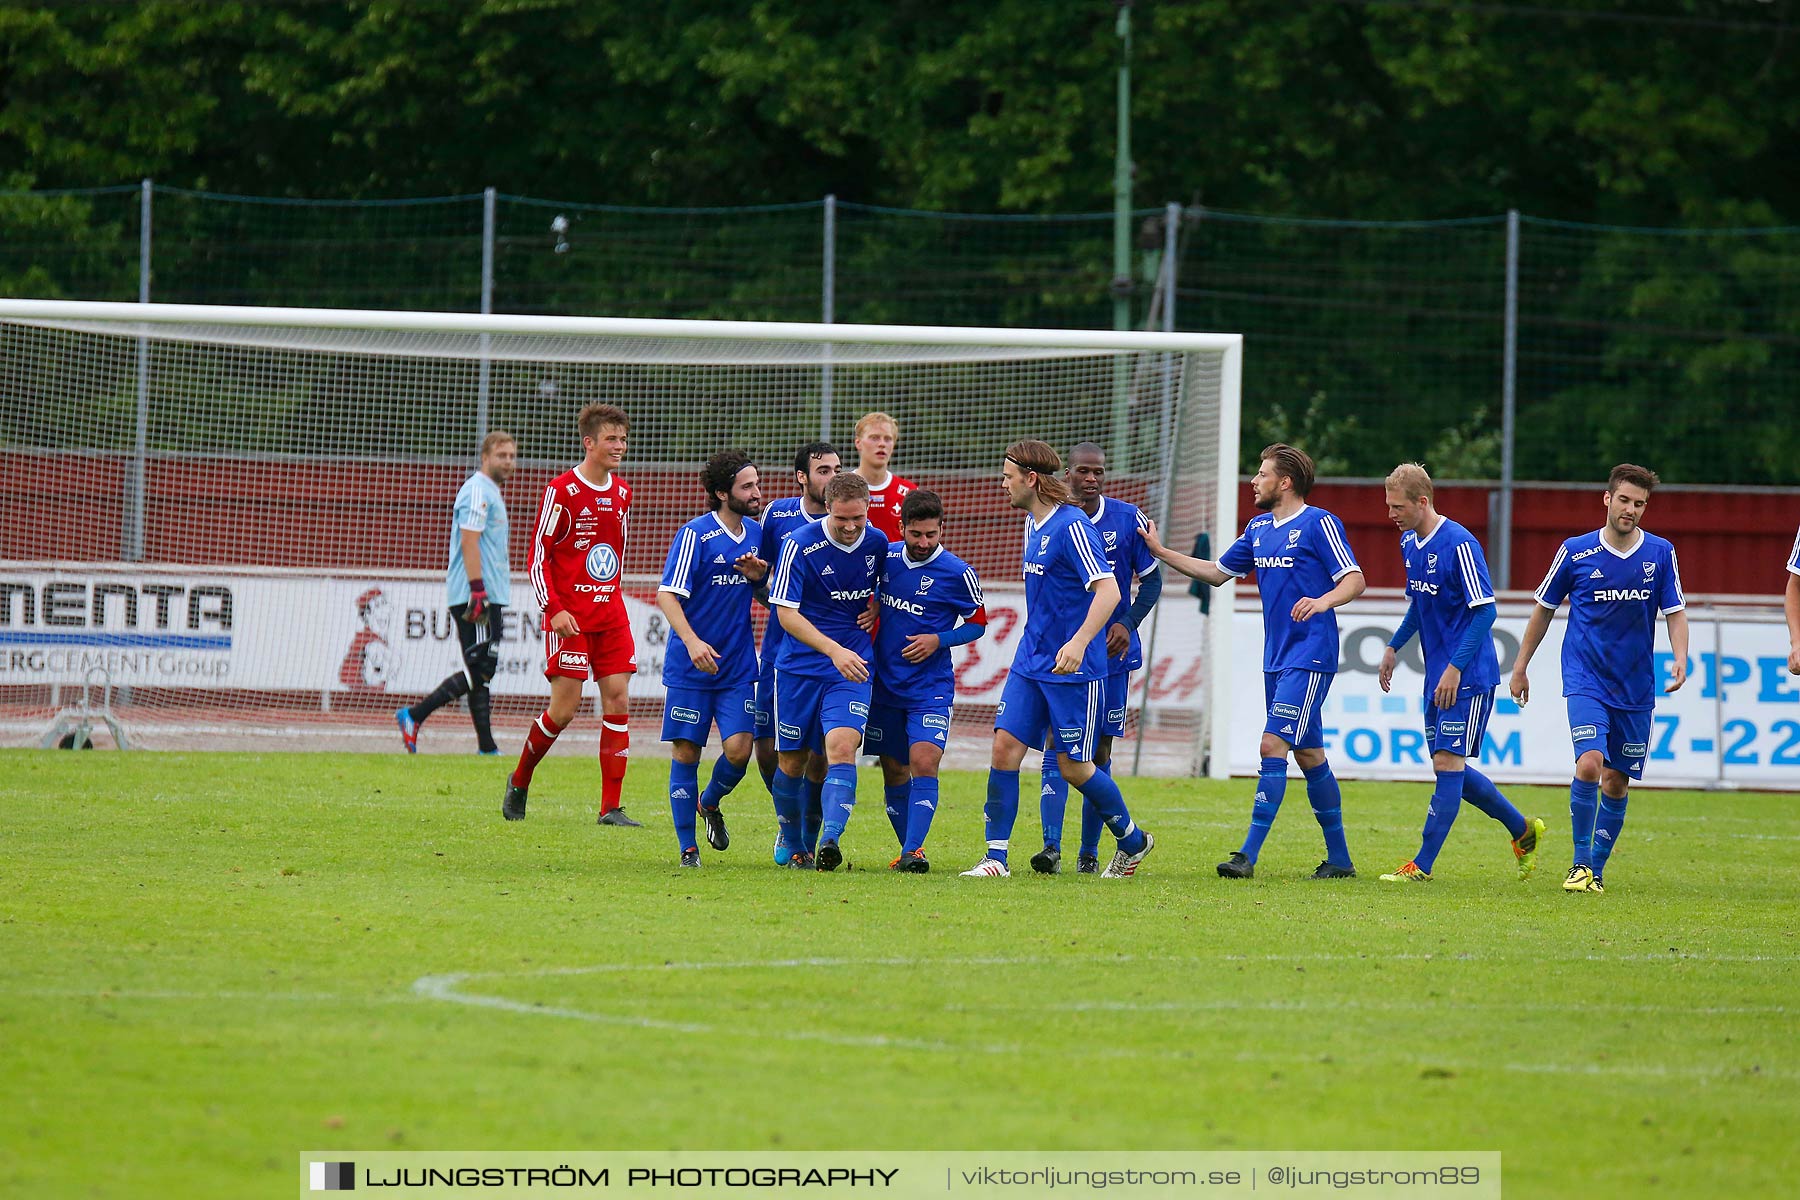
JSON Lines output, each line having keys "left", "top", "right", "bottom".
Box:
{"left": 585, "top": 544, "right": 620, "bottom": 582}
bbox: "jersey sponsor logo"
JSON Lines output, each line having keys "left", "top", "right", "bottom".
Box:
{"left": 1570, "top": 724, "right": 1598, "bottom": 742}
{"left": 777, "top": 722, "right": 802, "bottom": 739}
{"left": 584, "top": 544, "right": 621, "bottom": 582}
{"left": 744, "top": 699, "right": 758, "bottom": 714}
{"left": 882, "top": 594, "right": 927, "bottom": 616}
{"left": 1271, "top": 703, "right": 1303, "bottom": 719}
{"left": 1594, "top": 588, "right": 1653, "bottom": 601}
{"left": 557, "top": 650, "right": 586, "bottom": 669}
{"left": 1106, "top": 707, "right": 1126, "bottom": 724}
{"left": 1408, "top": 579, "right": 1441, "bottom": 596}
{"left": 1571, "top": 544, "right": 1603, "bottom": 561}
{"left": 575, "top": 538, "right": 591, "bottom": 550}
{"left": 1022, "top": 562, "right": 1045, "bottom": 576}
{"left": 828, "top": 587, "right": 875, "bottom": 602}
{"left": 1057, "top": 727, "right": 1083, "bottom": 744}
{"left": 848, "top": 701, "right": 870, "bottom": 717}
{"left": 996, "top": 701, "right": 1007, "bottom": 716}
{"left": 565, "top": 483, "right": 580, "bottom": 495}
{"left": 671, "top": 706, "right": 702, "bottom": 724}
{"left": 921, "top": 713, "right": 949, "bottom": 730}
{"left": 1254, "top": 556, "right": 1296, "bottom": 569}
{"left": 1622, "top": 741, "right": 1648, "bottom": 757}
{"left": 1438, "top": 720, "right": 1467, "bottom": 736}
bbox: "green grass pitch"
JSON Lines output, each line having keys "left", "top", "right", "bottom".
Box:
{"left": 3, "top": 748, "right": 1795, "bottom": 1198}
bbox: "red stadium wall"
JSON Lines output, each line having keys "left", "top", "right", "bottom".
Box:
{"left": 5, "top": 452, "right": 1796, "bottom": 597}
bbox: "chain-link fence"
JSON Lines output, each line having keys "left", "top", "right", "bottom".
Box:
{"left": 5, "top": 184, "right": 1797, "bottom": 492}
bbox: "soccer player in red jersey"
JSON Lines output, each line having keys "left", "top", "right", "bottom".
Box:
{"left": 852, "top": 411, "right": 918, "bottom": 543}
{"left": 503, "top": 403, "right": 641, "bottom": 826}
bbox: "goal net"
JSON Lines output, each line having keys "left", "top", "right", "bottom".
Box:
{"left": 0, "top": 300, "right": 1239, "bottom": 776}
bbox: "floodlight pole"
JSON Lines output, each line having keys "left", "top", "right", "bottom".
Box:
{"left": 1108, "top": 0, "right": 1133, "bottom": 459}
{"left": 126, "top": 178, "right": 152, "bottom": 563}
{"left": 1498, "top": 209, "right": 1520, "bottom": 588}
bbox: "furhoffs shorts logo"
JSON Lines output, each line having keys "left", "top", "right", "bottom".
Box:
{"left": 310, "top": 1162, "right": 355, "bottom": 1191}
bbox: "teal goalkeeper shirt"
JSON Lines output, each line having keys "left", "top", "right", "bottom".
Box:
{"left": 446, "top": 471, "right": 511, "bottom": 606}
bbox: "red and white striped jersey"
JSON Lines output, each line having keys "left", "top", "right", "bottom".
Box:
{"left": 529, "top": 465, "right": 632, "bottom": 632}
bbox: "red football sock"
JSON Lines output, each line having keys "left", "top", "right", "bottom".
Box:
{"left": 511, "top": 711, "right": 566, "bottom": 788}
{"left": 599, "top": 714, "right": 629, "bottom": 812}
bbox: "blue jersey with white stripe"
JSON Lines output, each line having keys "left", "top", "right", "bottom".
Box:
{"left": 1219, "top": 504, "right": 1360, "bottom": 673}
{"left": 1085, "top": 496, "right": 1158, "bottom": 672}
{"left": 658, "top": 512, "right": 763, "bottom": 690}
{"left": 768, "top": 521, "right": 887, "bottom": 679}
{"left": 1788, "top": 524, "right": 1800, "bottom": 578}
{"left": 756, "top": 496, "right": 825, "bottom": 668}
{"left": 446, "top": 471, "right": 510, "bottom": 605}
{"left": 1534, "top": 529, "right": 1685, "bottom": 711}
{"left": 1014, "top": 504, "right": 1115, "bottom": 683}
{"left": 1401, "top": 516, "right": 1498, "bottom": 694}
{"left": 874, "top": 543, "right": 984, "bottom": 707}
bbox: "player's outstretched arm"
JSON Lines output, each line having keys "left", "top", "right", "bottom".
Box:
{"left": 656, "top": 590, "right": 720, "bottom": 675}
{"left": 776, "top": 605, "right": 869, "bottom": 682}
{"left": 1055, "top": 576, "right": 1121, "bottom": 674}
{"left": 1786, "top": 573, "right": 1800, "bottom": 675}
{"left": 1142, "top": 519, "right": 1232, "bottom": 587}
{"left": 1510, "top": 604, "right": 1556, "bottom": 705}
{"left": 1664, "top": 608, "right": 1690, "bottom": 693}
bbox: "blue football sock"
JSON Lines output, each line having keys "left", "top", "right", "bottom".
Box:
{"left": 1075, "top": 765, "right": 1146, "bottom": 855}
{"left": 700, "top": 756, "right": 747, "bottom": 810}
{"left": 1078, "top": 759, "right": 1109, "bottom": 857}
{"left": 905, "top": 776, "right": 940, "bottom": 854}
{"left": 771, "top": 767, "right": 804, "bottom": 854}
{"left": 1241, "top": 756, "right": 1289, "bottom": 863}
{"left": 1461, "top": 765, "right": 1525, "bottom": 839}
{"left": 801, "top": 776, "right": 824, "bottom": 853}
{"left": 983, "top": 768, "right": 1020, "bottom": 865}
{"left": 1413, "top": 768, "right": 1464, "bottom": 874}
{"left": 1569, "top": 778, "right": 1600, "bottom": 867}
{"left": 1038, "top": 756, "right": 1067, "bottom": 850}
{"left": 1592, "top": 791, "right": 1628, "bottom": 878}
{"left": 758, "top": 759, "right": 776, "bottom": 795}
{"left": 818, "top": 763, "right": 857, "bottom": 844}
{"left": 669, "top": 759, "right": 700, "bottom": 852}
{"left": 1303, "top": 760, "right": 1351, "bottom": 867}
{"left": 883, "top": 782, "right": 910, "bottom": 845}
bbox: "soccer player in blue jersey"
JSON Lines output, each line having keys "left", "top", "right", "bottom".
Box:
{"left": 1033, "top": 442, "right": 1163, "bottom": 875}
{"left": 868, "top": 489, "right": 988, "bottom": 873}
{"left": 655, "top": 450, "right": 768, "bottom": 867}
{"left": 963, "top": 439, "right": 1154, "bottom": 879}
{"left": 1374, "top": 463, "right": 1545, "bottom": 883}
{"left": 1144, "top": 443, "right": 1363, "bottom": 879}
{"left": 1511, "top": 463, "right": 1689, "bottom": 894}
{"left": 754, "top": 442, "right": 839, "bottom": 863}
{"left": 397, "top": 431, "right": 516, "bottom": 755}
{"left": 767, "top": 471, "right": 888, "bottom": 872}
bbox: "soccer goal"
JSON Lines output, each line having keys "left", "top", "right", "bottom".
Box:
{"left": 0, "top": 299, "right": 1239, "bottom": 776}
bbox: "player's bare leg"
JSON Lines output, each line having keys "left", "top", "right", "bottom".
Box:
{"left": 594, "top": 671, "right": 639, "bottom": 826}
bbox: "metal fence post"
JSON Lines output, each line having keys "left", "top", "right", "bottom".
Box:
{"left": 1497, "top": 209, "right": 1520, "bottom": 588}
{"left": 820, "top": 194, "right": 836, "bottom": 441}
{"left": 1133, "top": 201, "right": 1182, "bottom": 777}
{"left": 477, "top": 187, "right": 495, "bottom": 436}
{"left": 125, "top": 178, "right": 152, "bottom": 563}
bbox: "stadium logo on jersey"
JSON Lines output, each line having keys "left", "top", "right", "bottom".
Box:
{"left": 584, "top": 544, "right": 621, "bottom": 582}
{"left": 1623, "top": 741, "right": 1648, "bottom": 757}
{"left": 1572, "top": 544, "right": 1603, "bottom": 561}
{"left": 922, "top": 713, "right": 949, "bottom": 730}
{"left": 1287, "top": 527, "right": 1303, "bottom": 547}
{"left": 848, "top": 702, "right": 870, "bottom": 717}
{"left": 671, "top": 706, "right": 701, "bottom": 724}
{"left": 778, "top": 722, "right": 802, "bottom": 739}
{"left": 1570, "top": 724, "right": 1598, "bottom": 742}
{"left": 1271, "top": 703, "right": 1303, "bottom": 719}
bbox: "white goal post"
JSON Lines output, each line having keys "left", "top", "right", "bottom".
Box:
{"left": 0, "top": 299, "right": 1239, "bottom": 776}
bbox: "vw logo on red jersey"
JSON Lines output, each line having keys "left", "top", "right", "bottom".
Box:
{"left": 585, "top": 544, "right": 621, "bottom": 582}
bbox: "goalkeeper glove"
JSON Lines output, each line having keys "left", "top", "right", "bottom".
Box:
{"left": 467, "top": 578, "right": 488, "bottom": 623}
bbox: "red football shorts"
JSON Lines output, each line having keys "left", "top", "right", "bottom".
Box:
{"left": 544, "top": 626, "right": 637, "bottom": 681}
